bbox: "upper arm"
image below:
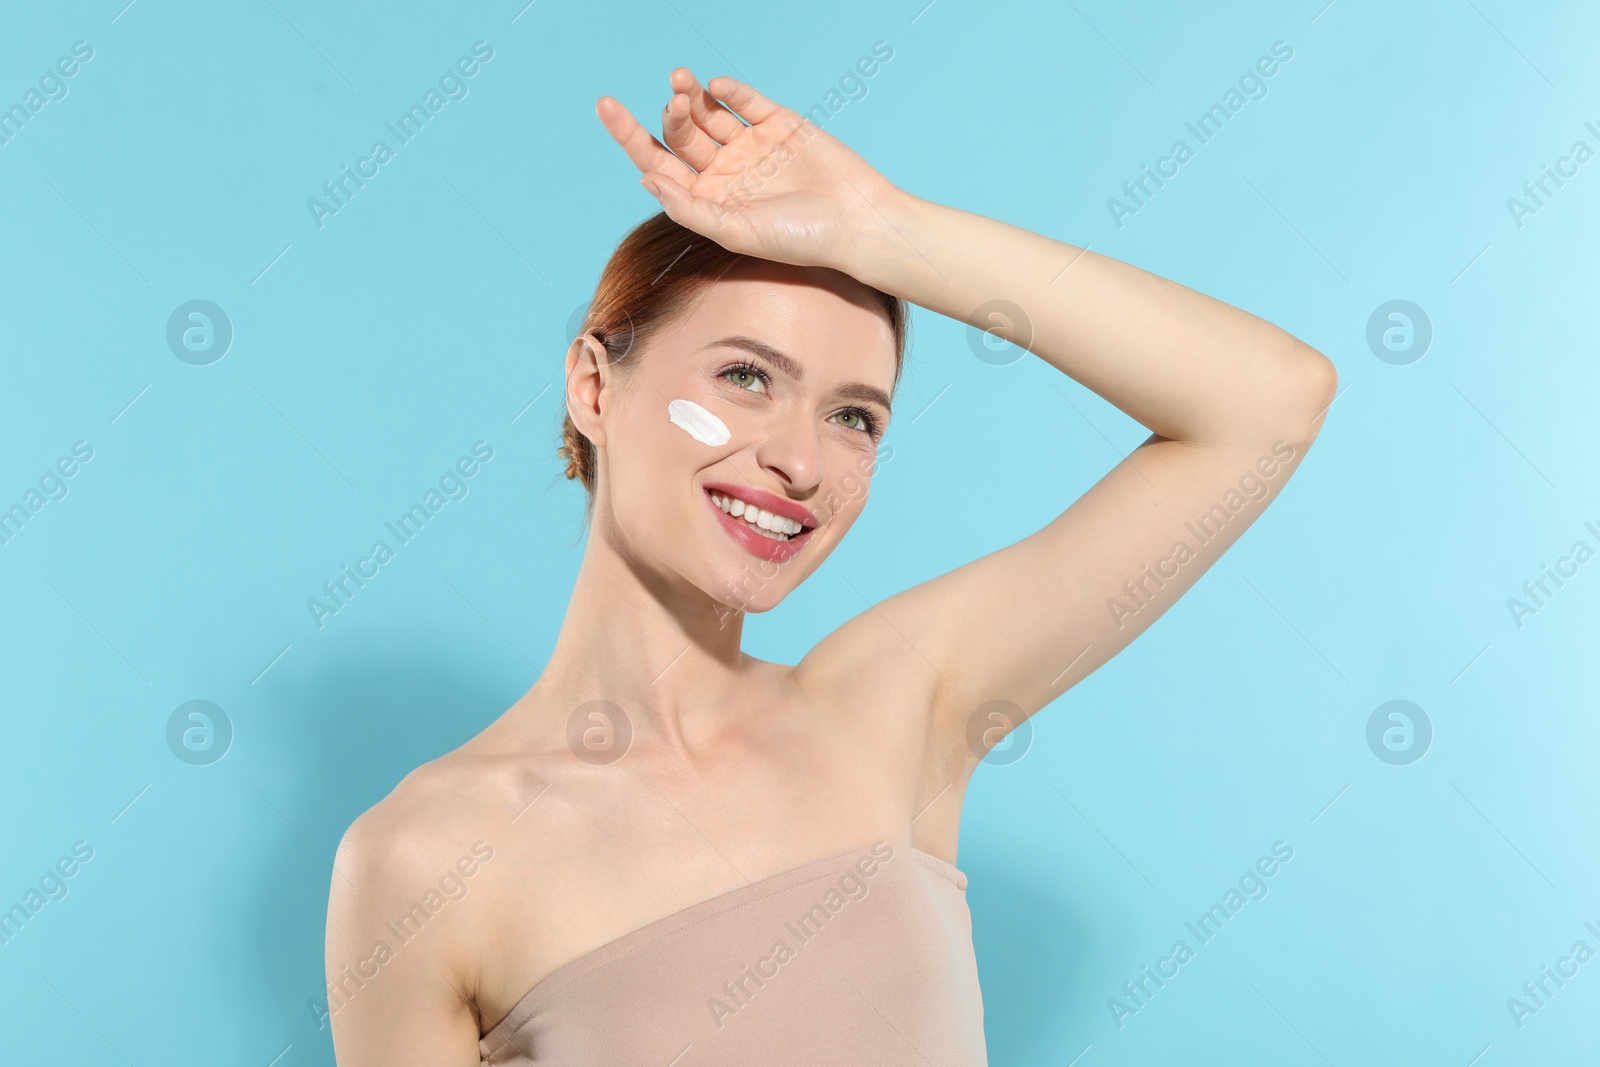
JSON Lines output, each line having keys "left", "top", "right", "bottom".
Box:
{"left": 798, "top": 349, "right": 1336, "bottom": 776}
{"left": 325, "top": 801, "right": 485, "bottom": 1067}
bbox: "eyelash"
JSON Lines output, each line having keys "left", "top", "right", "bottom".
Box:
{"left": 719, "top": 361, "right": 884, "bottom": 440}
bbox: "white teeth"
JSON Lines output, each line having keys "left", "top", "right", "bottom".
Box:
{"left": 747, "top": 522, "right": 788, "bottom": 541}
{"left": 710, "top": 492, "right": 805, "bottom": 538}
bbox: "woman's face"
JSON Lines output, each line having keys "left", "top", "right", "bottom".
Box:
{"left": 576, "top": 259, "right": 898, "bottom": 617}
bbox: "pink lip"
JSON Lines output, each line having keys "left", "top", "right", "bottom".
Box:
{"left": 703, "top": 486, "right": 816, "bottom": 563}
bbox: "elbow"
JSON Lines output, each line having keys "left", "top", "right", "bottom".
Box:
{"left": 1274, "top": 345, "right": 1338, "bottom": 447}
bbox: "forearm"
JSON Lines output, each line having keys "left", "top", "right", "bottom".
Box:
{"left": 840, "top": 187, "right": 1335, "bottom": 446}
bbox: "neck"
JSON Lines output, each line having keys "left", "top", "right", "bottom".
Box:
{"left": 523, "top": 512, "right": 752, "bottom": 757}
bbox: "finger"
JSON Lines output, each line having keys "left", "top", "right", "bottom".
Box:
{"left": 706, "top": 75, "right": 782, "bottom": 124}
{"left": 640, "top": 171, "right": 745, "bottom": 248}
{"left": 668, "top": 67, "right": 748, "bottom": 144}
{"left": 661, "top": 92, "right": 721, "bottom": 172}
{"left": 594, "top": 96, "right": 697, "bottom": 186}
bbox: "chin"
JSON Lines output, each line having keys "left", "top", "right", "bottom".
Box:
{"left": 710, "top": 572, "right": 790, "bottom": 617}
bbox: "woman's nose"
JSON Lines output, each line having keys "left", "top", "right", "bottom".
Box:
{"left": 754, "top": 413, "right": 824, "bottom": 491}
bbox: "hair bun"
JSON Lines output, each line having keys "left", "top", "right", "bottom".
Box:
{"left": 559, "top": 413, "right": 591, "bottom": 485}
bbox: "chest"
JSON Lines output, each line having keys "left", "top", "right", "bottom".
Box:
{"left": 474, "top": 741, "right": 924, "bottom": 1028}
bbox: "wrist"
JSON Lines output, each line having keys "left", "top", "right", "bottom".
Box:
{"left": 831, "top": 181, "right": 928, "bottom": 290}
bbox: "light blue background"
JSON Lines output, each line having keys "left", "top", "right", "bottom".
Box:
{"left": 2, "top": 0, "right": 1596, "bottom": 1064}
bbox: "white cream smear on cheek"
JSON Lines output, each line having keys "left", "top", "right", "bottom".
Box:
{"left": 666, "top": 399, "right": 730, "bottom": 446}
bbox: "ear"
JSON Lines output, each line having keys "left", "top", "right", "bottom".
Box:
{"left": 564, "top": 333, "right": 610, "bottom": 448}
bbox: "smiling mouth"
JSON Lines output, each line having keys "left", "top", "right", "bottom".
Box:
{"left": 705, "top": 489, "right": 815, "bottom": 542}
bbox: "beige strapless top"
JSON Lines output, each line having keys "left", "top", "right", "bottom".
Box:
{"left": 478, "top": 840, "right": 987, "bottom": 1066}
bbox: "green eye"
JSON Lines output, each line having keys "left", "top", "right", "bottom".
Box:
{"left": 721, "top": 360, "right": 883, "bottom": 440}
{"left": 833, "top": 408, "right": 883, "bottom": 438}
{"left": 722, "top": 363, "right": 768, "bottom": 392}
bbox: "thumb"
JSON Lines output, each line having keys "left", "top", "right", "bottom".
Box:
{"left": 640, "top": 172, "right": 732, "bottom": 239}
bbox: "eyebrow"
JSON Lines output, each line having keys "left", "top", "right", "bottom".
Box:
{"left": 704, "top": 335, "right": 893, "bottom": 414}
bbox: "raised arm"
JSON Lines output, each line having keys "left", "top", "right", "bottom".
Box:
{"left": 819, "top": 189, "right": 1335, "bottom": 761}
{"left": 600, "top": 69, "right": 1336, "bottom": 780}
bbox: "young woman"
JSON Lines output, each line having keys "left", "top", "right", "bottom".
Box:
{"left": 325, "top": 68, "right": 1336, "bottom": 1066}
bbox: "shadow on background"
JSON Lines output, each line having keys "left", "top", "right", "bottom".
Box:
{"left": 970, "top": 858, "right": 1093, "bottom": 1066}
{"left": 236, "top": 637, "right": 518, "bottom": 1063}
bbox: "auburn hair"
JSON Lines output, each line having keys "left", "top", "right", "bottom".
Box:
{"left": 558, "top": 212, "right": 909, "bottom": 497}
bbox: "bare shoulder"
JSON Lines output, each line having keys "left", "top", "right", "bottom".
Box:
{"left": 325, "top": 750, "right": 538, "bottom": 1065}
{"left": 332, "top": 751, "right": 512, "bottom": 895}
{"left": 328, "top": 753, "right": 521, "bottom": 973}
{"left": 332, "top": 745, "right": 549, "bottom": 926}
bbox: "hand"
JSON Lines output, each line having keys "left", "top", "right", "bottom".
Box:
{"left": 595, "top": 68, "right": 901, "bottom": 273}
